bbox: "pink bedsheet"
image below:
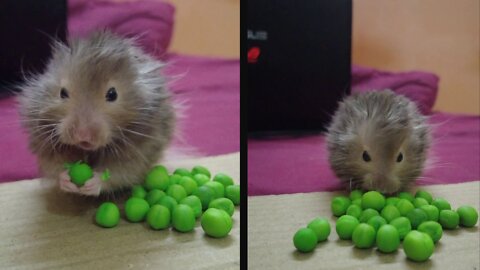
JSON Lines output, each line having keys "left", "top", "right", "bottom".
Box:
{"left": 248, "top": 112, "right": 480, "bottom": 195}
{"left": 0, "top": 54, "right": 239, "bottom": 182}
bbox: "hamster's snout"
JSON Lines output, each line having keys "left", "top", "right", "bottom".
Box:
{"left": 73, "top": 127, "right": 99, "bottom": 150}
{"left": 60, "top": 116, "right": 110, "bottom": 151}
{"left": 363, "top": 172, "right": 401, "bottom": 194}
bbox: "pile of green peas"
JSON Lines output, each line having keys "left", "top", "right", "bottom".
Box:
{"left": 95, "top": 165, "right": 240, "bottom": 239}
{"left": 293, "top": 189, "right": 478, "bottom": 262}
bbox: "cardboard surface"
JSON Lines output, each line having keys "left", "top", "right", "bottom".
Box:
{"left": 0, "top": 152, "right": 240, "bottom": 270}
{"left": 248, "top": 181, "right": 480, "bottom": 270}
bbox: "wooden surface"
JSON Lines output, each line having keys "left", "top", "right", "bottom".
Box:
{"left": 248, "top": 181, "right": 480, "bottom": 270}
{"left": 353, "top": 0, "right": 480, "bottom": 114}
{"left": 0, "top": 152, "right": 240, "bottom": 270}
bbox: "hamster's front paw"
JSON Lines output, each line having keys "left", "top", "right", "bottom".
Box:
{"left": 59, "top": 170, "right": 81, "bottom": 193}
{"left": 79, "top": 173, "right": 102, "bottom": 196}
{"left": 59, "top": 170, "right": 102, "bottom": 196}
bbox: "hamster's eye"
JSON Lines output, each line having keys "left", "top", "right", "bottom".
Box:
{"left": 60, "top": 88, "right": 69, "bottom": 99}
{"left": 396, "top": 152, "right": 403, "bottom": 162}
{"left": 362, "top": 151, "right": 371, "bottom": 162}
{"left": 106, "top": 87, "right": 117, "bottom": 102}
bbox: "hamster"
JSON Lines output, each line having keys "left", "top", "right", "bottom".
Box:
{"left": 326, "top": 90, "right": 430, "bottom": 194}
{"left": 18, "top": 31, "right": 175, "bottom": 196}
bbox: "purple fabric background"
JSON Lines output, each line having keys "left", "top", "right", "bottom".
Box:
{"left": 68, "top": 0, "right": 175, "bottom": 59}
{"left": 352, "top": 65, "right": 439, "bottom": 115}
{"left": 248, "top": 112, "right": 480, "bottom": 195}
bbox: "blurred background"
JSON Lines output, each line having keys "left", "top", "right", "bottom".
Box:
{"left": 117, "top": 0, "right": 477, "bottom": 114}
{"left": 113, "top": 0, "right": 240, "bottom": 58}
{"left": 353, "top": 0, "right": 479, "bottom": 115}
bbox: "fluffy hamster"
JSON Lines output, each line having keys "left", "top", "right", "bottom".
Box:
{"left": 326, "top": 90, "right": 430, "bottom": 194}
{"left": 18, "top": 31, "right": 175, "bottom": 196}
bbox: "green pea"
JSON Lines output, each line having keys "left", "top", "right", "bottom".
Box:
{"left": 352, "top": 223, "right": 376, "bottom": 249}
{"left": 420, "top": 205, "right": 440, "bottom": 222}
{"left": 169, "top": 174, "right": 183, "bottom": 185}
{"left": 193, "top": 185, "right": 215, "bottom": 210}
{"left": 417, "top": 221, "right": 443, "bottom": 243}
{"left": 213, "top": 173, "right": 234, "bottom": 188}
{"left": 201, "top": 208, "right": 233, "bottom": 238}
{"left": 439, "top": 210, "right": 459, "bottom": 229}
{"left": 157, "top": 195, "right": 178, "bottom": 213}
{"left": 204, "top": 181, "right": 225, "bottom": 199}
{"left": 68, "top": 162, "right": 93, "bottom": 186}
{"left": 145, "top": 165, "right": 169, "bottom": 191}
{"left": 346, "top": 204, "right": 362, "bottom": 219}
{"left": 406, "top": 208, "right": 428, "bottom": 229}
{"left": 174, "top": 168, "right": 191, "bottom": 177}
{"left": 398, "top": 192, "right": 415, "bottom": 203}
{"left": 376, "top": 224, "right": 400, "bottom": 253}
{"left": 367, "top": 215, "right": 387, "bottom": 231}
{"left": 385, "top": 197, "right": 400, "bottom": 206}
{"left": 191, "top": 166, "right": 211, "bottom": 178}
{"left": 415, "top": 190, "right": 433, "bottom": 204}
{"left": 307, "top": 217, "right": 331, "bottom": 242}
{"left": 396, "top": 199, "right": 415, "bottom": 216}
{"left": 351, "top": 198, "right": 362, "bottom": 207}
{"left": 403, "top": 230, "right": 434, "bottom": 262}
{"left": 361, "top": 191, "right": 386, "bottom": 211}
{"left": 225, "top": 185, "right": 240, "bottom": 205}
{"left": 166, "top": 184, "right": 187, "bottom": 203}
{"left": 180, "top": 195, "right": 203, "bottom": 218}
{"left": 349, "top": 190, "right": 363, "bottom": 201}
{"left": 95, "top": 202, "right": 120, "bottom": 228}
{"left": 172, "top": 204, "right": 196, "bottom": 233}
{"left": 331, "top": 196, "right": 351, "bottom": 217}
{"left": 336, "top": 215, "right": 359, "bottom": 240}
{"left": 145, "top": 189, "right": 166, "bottom": 206}
{"left": 413, "top": 197, "right": 429, "bottom": 208}
{"left": 293, "top": 227, "right": 318, "bottom": 253}
{"left": 131, "top": 185, "right": 147, "bottom": 199}
{"left": 125, "top": 197, "right": 150, "bottom": 222}
{"left": 457, "top": 205, "right": 479, "bottom": 227}
{"left": 209, "top": 198, "right": 235, "bottom": 216}
{"left": 179, "top": 176, "right": 198, "bottom": 195}
{"left": 389, "top": 216, "right": 412, "bottom": 240}
{"left": 381, "top": 204, "right": 401, "bottom": 222}
{"left": 431, "top": 198, "right": 451, "bottom": 211}
{"left": 193, "top": 174, "right": 210, "bottom": 186}
{"left": 146, "top": 205, "right": 170, "bottom": 230}
{"left": 359, "top": 208, "right": 379, "bottom": 223}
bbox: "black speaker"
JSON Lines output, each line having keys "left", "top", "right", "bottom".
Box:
{"left": 0, "top": 0, "right": 67, "bottom": 96}
{"left": 247, "top": 0, "right": 352, "bottom": 135}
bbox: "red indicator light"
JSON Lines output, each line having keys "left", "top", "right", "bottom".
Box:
{"left": 248, "top": 47, "right": 261, "bottom": 63}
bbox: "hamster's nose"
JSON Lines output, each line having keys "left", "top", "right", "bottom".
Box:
{"left": 72, "top": 127, "right": 100, "bottom": 150}
{"left": 74, "top": 128, "right": 94, "bottom": 143}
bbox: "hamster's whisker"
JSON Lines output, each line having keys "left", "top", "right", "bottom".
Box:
{"left": 129, "top": 121, "right": 158, "bottom": 129}
{"left": 119, "top": 127, "right": 162, "bottom": 141}
{"left": 105, "top": 140, "right": 122, "bottom": 160}
{"left": 29, "top": 124, "right": 58, "bottom": 133}
{"left": 31, "top": 128, "right": 56, "bottom": 139}
{"left": 115, "top": 127, "right": 149, "bottom": 163}
{"left": 17, "top": 118, "right": 56, "bottom": 123}
{"left": 50, "top": 130, "right": 62, "bottom": 154}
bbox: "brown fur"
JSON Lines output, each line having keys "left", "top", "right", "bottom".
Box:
{"left": 18, "top": 31, "right": 175, "bottom": 194}
{"left": 326, "top": 90, "right": 430, "bottom": 194}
